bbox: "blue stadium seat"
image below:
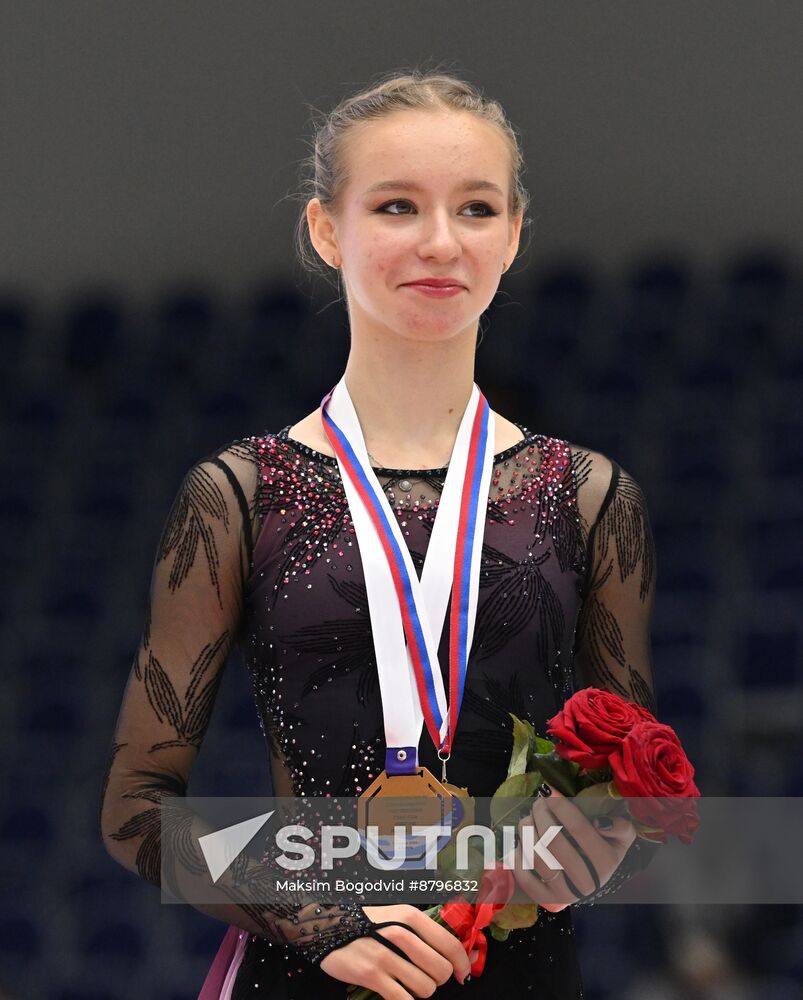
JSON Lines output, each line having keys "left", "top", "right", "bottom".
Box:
{"left": 652, "top": 517, "right": 717, "bottom": 580}
{"left": 74, "top": 481, "right": 136, "bottom": 522}
{"left": 653, "top": 650, "right": 706, "bottom": 700}
{"left": 56, "top": 990, "right": 118, "bottom": 1000}
{"left": 579, "top": 367, "right": 642, "bottom": 408}
{"left": 0, "top": 915, "right": 42, "bottom": 962}
{"left": 224, "top": 692, "right": 258, "bottom": 731}
{"left": 663, "top": 422, "right": 729, "bottom": 484}
{"left": 63, "top": 294, "right": 126, "bottom": 373}
{"left": 530, "top": 263, "right": 597, "bottom": 364}
{"left": 239, "top": 283, "right": 312, "bottom": 405}
{"left": 25, "top": 699, "right": 83, "bottom": 737}
{"left": 571, "top": 425, "right": 633, "bottom": 466}
{"left": 6, "top": 388, "right": 65, "bottom": 447}
{"left": 660, "top": 566, "right": 716, "bottom": 596}
{"left": 152, "top": 289, "right": 219, "bottom": 380}
{"left": 722, "top": 251, "right": 792, "bottom": 339}
{"left": 744, "top": 514, "right": 803, "bottom": 591}
{"left": 0, "top": 295, "right": 31, "bottom": 377}
{"left": 191, "top": 388, "right": 256, "bottom": 449}
{"left": 80, "top": 920, "right": 146, "bottom": 962}
{"left": 0, "top": 489, "right": 37, "bottom": 579}
{"left": 626, "top": 256, "right": 692, "bottom": 326}
{"left": 762, "top": 418, "right": 803, "bottom": 480}
{"left": 0, "top": 803, "right": 55, "bottom": 848}
{"left": 674, "top": 358, "right": 737, "bottom": 407}
{"left": 180, "top": 912, "right": 231, "bottom": 960}
{"left": 738, "top": 629, "right": 800, "bottom": 688}
{"left": 94, "top": 391, "right": 160, "bottom": 453}
{"left": 655, "top": 681, "right": 707, "bottom": 754}
{"left": 41, "top": 578, "right": 106, "bottom": 629}
{"left": 247, "top": 283, "right": 309, "bottom": 359}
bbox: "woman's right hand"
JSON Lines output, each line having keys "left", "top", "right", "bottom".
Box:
{"left": 319, "top": 904, "right": 471, "bottom": 999}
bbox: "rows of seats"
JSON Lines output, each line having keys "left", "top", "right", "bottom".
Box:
{"left": 1, "top": 247, "right": 801, "bottom": 998}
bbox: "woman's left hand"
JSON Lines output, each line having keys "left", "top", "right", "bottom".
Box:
{"left": 511, "top": 784, "right": 637, "bottom": 912}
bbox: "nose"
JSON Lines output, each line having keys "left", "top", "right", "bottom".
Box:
{"left": 417, "top": 206, "right": 462, "bottom": 262}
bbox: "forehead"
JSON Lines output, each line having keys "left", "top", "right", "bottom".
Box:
{"left": 344, "top": 110, "right": 509, "bottom": 186}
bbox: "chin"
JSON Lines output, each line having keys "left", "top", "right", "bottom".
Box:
{"left": 398, "top": 319, "right": 475, "bottom": 343}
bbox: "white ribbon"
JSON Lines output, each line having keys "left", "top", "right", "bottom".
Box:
{"left": 322, "top": 376, "right": 495, "bottom": 761}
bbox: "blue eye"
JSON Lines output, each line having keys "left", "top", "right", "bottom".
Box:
{"left": 463, "top": 202, "right": 498, "bottom": 218}
{"left": 377, "top": 200, "right": 413, "bottom": 215}
{"left": 376, "top": 200, "right": 498, "bottom": 218}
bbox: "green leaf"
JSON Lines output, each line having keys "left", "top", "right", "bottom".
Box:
{"left": 529, "top": 751, "right": 579, "bottom": 796}
{"left": 491, "top": 902, "right": 539, "bottom": 931}
{"left": 507, "top": 714, "right": 535, "bottom": 778}
{"left": 436, "top": 841, "right": 488, "bottom": 882}
{"left": 490, "top": 771, "right": 542, "bottom": 829}
{"left": 489, "top": 923, "right": 511, "bottom": 942}
{"left": 570, "top": 782, "right": 626, "bottom": 822}
{"left": 533, "top": 736, "right": 555, "bottom": 756}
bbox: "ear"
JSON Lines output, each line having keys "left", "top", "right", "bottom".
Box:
{"left": 507, "top": 211, "right": 523, "bottom": 266}
{"left": 306, "top": 197, "right": 341, "bottom": 267}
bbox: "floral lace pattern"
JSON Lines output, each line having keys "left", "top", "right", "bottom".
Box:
{"left": 99, "top": 420, "right": 658, "bottom": 997}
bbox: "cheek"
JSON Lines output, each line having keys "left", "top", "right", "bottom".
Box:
{"left": 477, "top": 244, "right": 504, "bottom": 273}
{"left": 360, "top": 241, "right": 393, "bottom": 278}
{"left": 457, "top": 234, "right": 505, "bottom": 282}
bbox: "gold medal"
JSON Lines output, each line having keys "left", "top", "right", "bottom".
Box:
{"left": 442, "top": 781, "right": 475, "bottom": 832}
{"left": 357, "top": 766, "right": 452, "bottom": 833}
{"left": 357, "top": 767, "right": 455, "bottom": 866}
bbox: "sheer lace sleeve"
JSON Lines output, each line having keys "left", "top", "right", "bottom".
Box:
{"left": 98, "top": 438, "right": 371, "bottom": 961}
{"left": 568, "top": 447, "right": 661, "bottom": 904}
{"left": 571, "top": 448, "right": 657, "bottom": 714}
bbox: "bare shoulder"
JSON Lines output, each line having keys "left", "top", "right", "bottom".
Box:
{"left": 493, "top": 411, "right": 529, "bottom": 453}
{"left": 562, "top": 441, "right": 617, "bottom": 528}
{"left": 565, "top": 441, "right": 654, "bottom": 535}
{"left": 565, "top": 441, "right": 614, "bottom": 490}
{"left": 287, "top": 409, "right": 336, "bottom": 457}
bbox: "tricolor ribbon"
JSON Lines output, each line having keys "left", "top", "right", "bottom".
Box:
{"left": 320, "top": 377, "right": 494, "bottom": 763}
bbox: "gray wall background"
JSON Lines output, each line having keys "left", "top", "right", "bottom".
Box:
{"left": 1, "top": 1, "right": 801, "bottom": 311}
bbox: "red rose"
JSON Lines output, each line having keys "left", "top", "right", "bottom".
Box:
{"left": 440, "top": 865, "right": 514, "bottom": 976}
{"left": 547, "top": 687, "right": 655, "bottom": 770}
{"left": 609, "top": 719, "right": 701, "bottom": 844}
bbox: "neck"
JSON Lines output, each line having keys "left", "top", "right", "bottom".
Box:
{"left": 342, "top": 327, "right": 477, "bottom": 468}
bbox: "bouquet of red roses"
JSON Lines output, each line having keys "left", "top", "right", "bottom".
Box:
{"left": 347, "top": 687, "right": 700, "bottom": 997}
{"left": 499, "top": 686, "right": 701, "bottom": 848}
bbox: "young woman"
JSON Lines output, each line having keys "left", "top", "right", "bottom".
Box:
{"left": 100, "top": 69, "right": 659, "bottom": 999}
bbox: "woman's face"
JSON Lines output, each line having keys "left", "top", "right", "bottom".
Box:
{"left": 308, "top": 109, "right": 523, "bottom": 344}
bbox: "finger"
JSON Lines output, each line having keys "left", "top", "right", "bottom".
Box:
{"left": 523, "top": 806, "right": 568, "bottom": 889}
{"left": 374, "top": 922, "right": 454, "bottom": 988}
{"left": 529, "top": 798, "right": 596, "bottom": 897}
{"left": 593, "top": 815, "right": 638, "bottom": 850}
{"left": 322, "top": 944, "right": 416, "bottom": 1000}
{"left": 407, "top": 907, "right": 472, "bottom": 983}
{"left": 537, "top": 786, "right": 616, "bottom": 868}
{"left": 533, "top": 791, "right": 612, "bottom": 896}
{"left": 368, "top": 971, "right": 417, "bottom": 1000}
{"left": 513, "top": 813, "right": 573, "bottom": 906}
{"left": 374, "top": 943, "right": 438, "bottom": 999}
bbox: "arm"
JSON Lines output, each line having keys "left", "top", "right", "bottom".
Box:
{"left": 568, "top": 449, "right": 662, "bottom": 903}
{"left": 98, "top": 441, "right": 371, "bottom": 961}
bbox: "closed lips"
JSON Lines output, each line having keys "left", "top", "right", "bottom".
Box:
{"left": 404, "top": 280, "right": 465, "bottom": 288}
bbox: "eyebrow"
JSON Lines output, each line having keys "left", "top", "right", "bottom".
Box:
{"left": 365, "top": 179, "right": 505, "bottom": 197}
